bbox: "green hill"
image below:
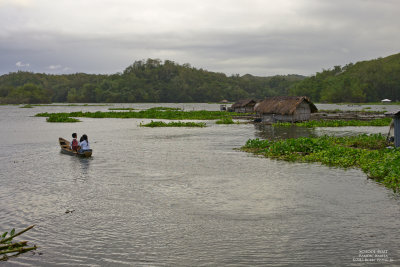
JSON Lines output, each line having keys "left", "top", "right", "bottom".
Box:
{"left": 290, "top": 53, "right": 400, "bottom": 103}
{"left": 2, "top": 54, "right": 399, "bottom": 104}
{"left": 0, "top": 59, "right": 304, "bottom": 104}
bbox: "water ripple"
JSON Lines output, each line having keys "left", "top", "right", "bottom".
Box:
{"left": 1, "top": 104, "right": 400, "bottom": 266}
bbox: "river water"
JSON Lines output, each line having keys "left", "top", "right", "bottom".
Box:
{"left": 1, "top": 103, "right": 399, "bottom": 266}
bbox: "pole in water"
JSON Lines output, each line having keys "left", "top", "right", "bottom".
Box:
{"left": 395, "top": 117, "right": 400, "bottom": 148}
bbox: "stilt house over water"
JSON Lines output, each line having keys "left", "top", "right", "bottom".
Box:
{"left": 255, "top": 96, "right": 318, "bottom": 123}
{"left": 231, "top": 99, "right": 257, "bottom": 113}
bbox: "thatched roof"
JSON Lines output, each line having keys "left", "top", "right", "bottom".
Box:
{"left": 231, "top": 99, "right": 256, "bottom": 108}
{"left": 255, "top": 96, "right": 318, "bottom": 115}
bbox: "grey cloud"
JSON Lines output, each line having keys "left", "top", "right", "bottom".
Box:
{"left": 0, "top": 0, "right": 399, "bottom": 76}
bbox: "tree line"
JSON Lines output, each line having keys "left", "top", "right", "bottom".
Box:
{"left": 1, "top": 54, "right": 399, "bottom": 104}
{"left": 290, "top": 53, "right": 400, "bottom": 103}
{"left": 0, "top": 59, "right": 303, "bottom": 104}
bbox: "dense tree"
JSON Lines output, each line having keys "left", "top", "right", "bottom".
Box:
{"left": 4, "top": 83, "right": 51, "bottom": 104}
{"left": 0, "top": 60, "right": 303, "bottom": 103}
{"left": 6, "top": 53, "right": 400, "bottom": 104}
{"left": 290, "top": 53, "right": 400, "bottom": 102}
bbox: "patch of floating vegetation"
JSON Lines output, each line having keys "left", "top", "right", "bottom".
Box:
{"left": 108, "top": 108, "right": 136, "bottom": 111}
{"left": 318, "top": 109, "right": 386, "bottom": 114}
{"left": 139, "top": 120, "right": 206, "bottom": 127}
{"left": 147, "top": 107, "right": 182, "bottom": 111}
{"left": 46, "top": 114, "right": 80, "bottom": 123}
{"left": 241, "top": 134, "right": 400, "bottom": 192}
{"left": 273, "top": 118, "right": 391, "bottom": 127}
{"left": 215, "top": 117, "right": 237, "bottom": 124}
{"left": 108, "top": 107, "right": 182, "bottom": 111}
{"left": 35, "top": 109, "right": 240, "bottom": 120}
{"left": 20, "top": 104, "right": 34, "bottom": 108}
{"left": 34, "top": 104, "right": 111, "bottom": 107}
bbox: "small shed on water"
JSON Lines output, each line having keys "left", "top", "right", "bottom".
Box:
{"left": 255, "top": 96, "right": 318, "bottom": 123}
{"left": 385, "top": 110, "right": 400, "bottom": 148}
{"left": 231, "top": 99, "right": 257, "bottom": 113}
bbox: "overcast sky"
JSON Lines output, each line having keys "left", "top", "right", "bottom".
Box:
{"left": 0, "top": 0, "right": 399, "bottom": 76}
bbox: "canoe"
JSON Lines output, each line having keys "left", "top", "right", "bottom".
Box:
{"left": 59, "top": 137, "right": 92, "bottom": 157}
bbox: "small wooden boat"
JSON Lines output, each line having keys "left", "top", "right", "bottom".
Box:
{"left": 59, "top": 137, "right": 92, "bottom": 157}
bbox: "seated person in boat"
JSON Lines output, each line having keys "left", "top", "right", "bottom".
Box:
{"left": 79, "top": 134, "right": 90, "bottom": 152}
{"left": 70, "top": 133, "right": 79, "bottom": 151}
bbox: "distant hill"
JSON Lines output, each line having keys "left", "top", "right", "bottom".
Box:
{"left": 2, "top": 54, "right": 398, "bottom": 104}
{"left": 290, "top": 53, "right": 400, "bottom": 102}
{"left": 0, "top": 59, "right": 304, "bottom": 104}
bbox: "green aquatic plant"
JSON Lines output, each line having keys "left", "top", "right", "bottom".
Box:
{"left": 318, "top": 109, "right": 386, "bottom": 114}
{"left": 108, "top": 108, "right": 136, "bottom": 111}
{"left": 36, "top": 110, "right": 241, "bottom": 120}
{"left": 273, "top": 118, "right": 391, "bottom": 127}
{"left": 20, "top": 104, "right": 34, "bottom": 108}
{"left": 0, "top": 225, "right": 36, "bottom": 261}
{"left": 32, "top": 104, "right": 110, "bottom": 107}
{"left": 241, "top": 134, "right": 400, "bottom": 192}
{"left": 139, "top": 120, "right": 206, "bottom": 127}
{"left": 108, "top": 107, "right": 182, "bottom": 111}
{"left": 46, "top": 114, "right": 80, "bottom": 123}
{"left": 215, "top": 117, "right": 237, "bottom": 124}
{"left": 146, "top": 107, "right": 182, "bottom": 111}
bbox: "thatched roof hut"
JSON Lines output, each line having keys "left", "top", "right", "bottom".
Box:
{"left": 231, "top": 99, "right": 257, "bottom": 113}
{"left": 255, "top": 96, "right": 317, "bottom": 122}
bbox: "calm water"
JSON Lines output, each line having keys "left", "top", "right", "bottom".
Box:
{"left": 1, "top": 104, "right": 399, "bottom": 266}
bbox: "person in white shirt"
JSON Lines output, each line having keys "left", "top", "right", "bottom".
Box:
{"left": 79, "top": 134, "right": 90, "bottom": 152}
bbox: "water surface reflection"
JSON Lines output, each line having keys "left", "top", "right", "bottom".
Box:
{"left": 254, "top": 124, "right": 317, "bottom": 139}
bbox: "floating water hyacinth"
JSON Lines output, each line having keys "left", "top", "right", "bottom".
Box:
{"left": 46, "top": 114, "right": 80, "bottom": 122}
{"left": 273, "top": 118, "right": 391, "bottom": 127}
{"left": 140, "top": 120, "right": 206, "bottom": 127}
{"left": 36, "top": 109, "right": 241, "bottom": 120}
{"left": 241, "top": 134, "right": 400, "bottom": 192}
